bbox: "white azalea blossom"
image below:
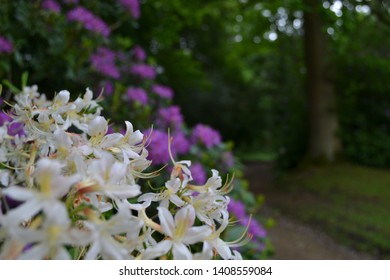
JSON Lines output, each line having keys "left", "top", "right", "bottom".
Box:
{"left": 142, "top": 206, "right": 212, "bottom": 260}
{"left": 138, "top": 177, "right": 185, "bottom": 208}
{"left": 0, "top": 86, "right": 243, "bottom": 260}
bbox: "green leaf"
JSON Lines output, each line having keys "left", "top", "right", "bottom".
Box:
{"left": 2, "top": 80, "right": 20, "bottom": 93}
{"left": 21, "top": 72, "right": 29, "bottom": 89}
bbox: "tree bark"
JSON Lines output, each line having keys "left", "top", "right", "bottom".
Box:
{"left": 303, "top": 0, "right": 341, "bottom": 162}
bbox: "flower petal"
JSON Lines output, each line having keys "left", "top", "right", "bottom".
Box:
{"left": 2, "top": 186, "right": 35, "bottom": 201}
{"left": 175, "top": 205, "right": 195, "bottom": 229}
{"left": 182, "top": 225, "right": 212, "bottom": 244}
{"left": 142, "top": 239, "right": 172, "bottom": 260}
{"left": 172, "top": 242, "right": 192, "bottom": 260}
{"left": 157, "top": 207, "right": 175, "bottom": 237}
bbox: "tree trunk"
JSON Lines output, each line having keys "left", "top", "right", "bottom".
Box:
{"left": 303, "top": 0, "right": 341, "bottom": 162}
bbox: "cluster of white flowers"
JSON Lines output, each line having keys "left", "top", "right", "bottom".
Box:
{"left": 0, "top": 86, "right": 246, "bottom": 260}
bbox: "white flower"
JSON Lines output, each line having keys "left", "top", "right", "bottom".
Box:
{"left": 88, "top": 116, "right": 108, "bottom": 138}
{"left": 15, "top": 203, "right": 90, "bottom": 260}
{"left": 142, "top": 206, "right": 212, "bottom": 260}
{"left": 101, "top": 121, "right": 144, "bottom": 163}
{"left": 138, "top": 177, "right": 185, "bottom": 208}
{"left": 0, "top": 85, "right": 239, "bottom": 260}
{"left": 54, "top": 90, "right": 70, "bottom": 106}
{"left": 84, "top": 154, "right": 141, "bottom": 201}
{"left": 84, "top": 206, "right": 143, "bottom": 260}
{"left": 2, "top": 158, "right": 80, "bottom": 223}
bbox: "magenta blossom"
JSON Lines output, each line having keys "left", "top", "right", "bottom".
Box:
{"left": 190, "top": 162, "right": 207, "bottom": 184}
{"left": 0, "top": 36, "right": 13, "bottom": 54}
{"left": 143, "top": 129, "right": 172, "bottom": 165}
{"left": 191, "top": 124, "right": 221, "bottom": 148}
{"left": 8, "top": 122, "right": 25, "bottom": 137}
{"left": 132, "top": 45, "right": 146, "bottom": 61}
{"left": 130, "top": 64, "right": 156, "bottom": 79}
{"left": 42, "top": 0, "right": 61, "bottom": 13}
{"left": 171, "top": 131, "right": 190, "bottom": 155}
{"left": 67, "top": 6, "right": 110, "bottom": 37}
{"left": 90, "top": 47, "right": 120, "bottom": 79}
{"left": 101, "top": 81, "right": 114, "bottom": 96}
{"left": 118, "top": 0, "right": 140, "bottom": 19}
{"left": 0, "top": 112, "right": 12, "bottom": 125}
{"left": 157, "top": 106, "right": 183, "bottom": 129}
{"left": 0, "top": 112, "right": 25, "bottom": 137}
{"left": 126, "top": 87, "right": 148, "bottom": 105}
{"left": 227, "top": 199, "right": 246, "bottom": 220}
{"left": 228, "top": 199, "right": 267, "bottom": 239}
{"left": 152, "top": 84, "right": 173, "bottom": 99}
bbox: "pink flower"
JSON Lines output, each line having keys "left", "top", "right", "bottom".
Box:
{"left": 190, "top": 162, "right": 207, "bottom": 184}
{"left": 101, "top": 81, "right": 114, "bottom": 96}
{"left": 126, "top": 87, "right": 148, "bottom": 105}
{"left": 152, "top": 84, "right": 173, "bottom": 99}
{"left": 0, "top": 36, "right": 13, "bottom": 54}
{"left": 118, "top": 0, "right": 141, "bottom": 19}
{"left": 191, "top": 124, "right": 221, "bottom": 148}
{"left": 157, "top": 106, "right": 183, "bottom": 129}
{"left": 171, "top": 131, "right": 190, "bottom": 155}
{"left": 42, "top": 0, "right": 61, "bottom": 14}
{"left": 130, "top": 64, "right": 156, "bottom": 79}
{"left": 67, "top": 6, "right": 110, "bottom": 37}
{"left": 143, "top": 129, "right": 172, "bottom": 165}
{"left": 133, "top": 45, "right": 146, "bottom": 61}
{"left": 90, "top": 48, "right": 120, "bottom": 79}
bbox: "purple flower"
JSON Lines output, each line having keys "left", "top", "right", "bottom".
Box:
{"left": 133, "top": 45, "right": 146, "bottom": 61}
{"left": 228, "top": 199, "right": 247, "bottom": 220}
{"left": 171, "top": 131, "right": 190, "bottom": 155}
{"left": 191, "top": 162, "right": 207, "bottom": 184}
{"left": 152, "top": 84, "right": 173, "bottom": 99}
{"left": 248, "top": 219, "right": 267, "bottom": 239}
{"left": 0, "top": 112, "right": 25, "bottom": 137}
{"left": 143, "top": 129, "right": 172, "bottom": 165}
{"left": 157, "top": 106, "right": 183, "bottom": 129}
{"left": 228, "top": 199, "right": 267, "bottom": 239}
{"left": 0, "top": 112, "right": 12, "bottom": 126}
{"left": 101, "top": 80, "right": 114, "bottom": 96}
{"left": 90, "top": 47, "right": 120, "bottom": 79}
{"left": 130, "top": 64, "right": 156, "bottom": 79}
{"left": 42, "top": 0, "right": 61, "bottom": 14}
{"left": 126, "top": 87, "right": 148, "bottom": 105}
{"left": 67, "top": 6, "right": 110, "bottom": 37}
{"left": 8, "top": 122, "right": 25, "bottom": 137}
{"left": 0, "top": 36, "right": 13, "bottom": 54}
{"left": 118, "top": 0, "right": 141, "bottom": 19}
{"left": 106, "top": 126, "right": 115, "bottom": 135}
{"left": 191, "top": 124, "right": 221, "bottom": 148}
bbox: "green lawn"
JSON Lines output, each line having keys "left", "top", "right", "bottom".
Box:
{"left": 274, "top": 162, "right": 390, "bottom": 259}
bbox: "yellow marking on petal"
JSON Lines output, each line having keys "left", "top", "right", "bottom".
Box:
{"left": 174, "top": 220, "right": 188, "bottom": 239}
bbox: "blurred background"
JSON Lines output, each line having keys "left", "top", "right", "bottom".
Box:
{"left": 0, "top": 0, "right": 389, "bottom": 259}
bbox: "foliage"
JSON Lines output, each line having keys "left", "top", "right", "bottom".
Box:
{"left": 134, "top": 0, "right": 390, "bottom": 169}
{"left": 335, "top": 7, "right": 390, "bottom": 167}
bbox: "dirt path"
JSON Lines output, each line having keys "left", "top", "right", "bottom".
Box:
{"left": 244, "top": 161, "right": 373, "bottom": 260}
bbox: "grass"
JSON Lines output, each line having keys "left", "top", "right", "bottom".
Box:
{"left": 273, "top": 162, "right": 390, "bottom": 259}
